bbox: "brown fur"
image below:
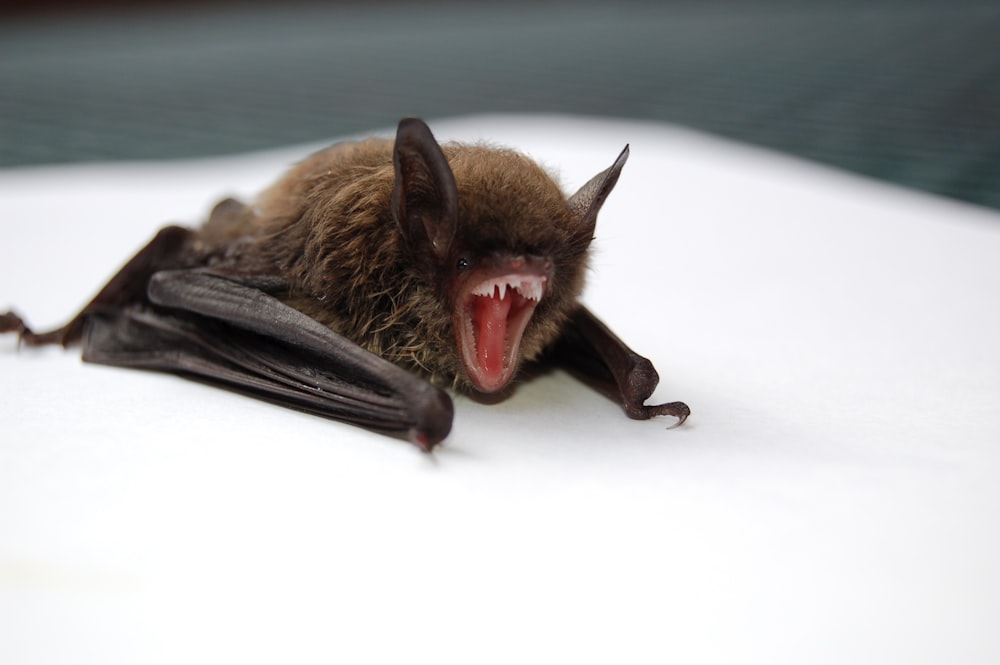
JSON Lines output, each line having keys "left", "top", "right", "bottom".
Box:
{"left": 191, "top": 138, "right": 593, "bottom": 390}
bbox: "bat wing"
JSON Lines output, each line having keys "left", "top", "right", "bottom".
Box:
{"left": 547, "top": 306, "right": 690, "bottom": 425}
{"left": 4, "top": 226, "right": 452, "bottom": 450}
{"left": 85, "top": 270, "right": 453, "bottom": 449}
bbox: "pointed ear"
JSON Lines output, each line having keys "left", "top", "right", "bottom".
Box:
{"left": 567, "top": 145, "right": 629, "bottom": 241}
{"left": 391, "top": 118, "right": 458, "bottom": 261}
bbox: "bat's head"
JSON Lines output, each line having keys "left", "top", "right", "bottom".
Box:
{"left": 392, "top": 118, "right": 628, "bottom": 394}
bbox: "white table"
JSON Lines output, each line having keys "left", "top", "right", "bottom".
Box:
{"left": 3, "top": 116, "right": 999, "bottom": 664}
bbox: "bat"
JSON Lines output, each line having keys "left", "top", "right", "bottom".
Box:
{"left": 1, "top": 118, "right": 689, "bottom": 451}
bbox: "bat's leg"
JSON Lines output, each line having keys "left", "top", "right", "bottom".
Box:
{"left": 90, "top": 269, "right": 453, "bottom": 449}
{"left": 2, "top": 225, "right": 193, "bottom": 347}
{"left": 550, "top": 306, "right": 689, "bottom": 425}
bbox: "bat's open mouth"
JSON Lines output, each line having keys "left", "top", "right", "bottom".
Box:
{"left": 455, "top": 269, "right": 548, "bottom": 393}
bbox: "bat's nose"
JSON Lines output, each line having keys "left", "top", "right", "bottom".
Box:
{"left": 488, "top": 252, "right": 553, "bottom": 278}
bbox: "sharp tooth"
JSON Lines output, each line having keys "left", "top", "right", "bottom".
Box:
{"left": 512, "top": 280, "right": 532, "bottom": 301}
{"left": 474, "top": 277, "right": 548, "bottom": 300}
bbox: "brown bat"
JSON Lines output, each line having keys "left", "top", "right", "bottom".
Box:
{"left": 1, "top": 118, "right": 689, "bottom": 450}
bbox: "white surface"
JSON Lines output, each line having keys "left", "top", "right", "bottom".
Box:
{"left": 2, "top": 116, "right": 999, "bottom": 664}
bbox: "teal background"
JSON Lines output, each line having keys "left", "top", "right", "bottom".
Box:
{"left": 2, "top": 1, "right": 998, "bottom": 209}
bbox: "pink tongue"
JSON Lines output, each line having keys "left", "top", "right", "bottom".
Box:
{"left": 472, "top": 291, "right": 513, "bottom": 382}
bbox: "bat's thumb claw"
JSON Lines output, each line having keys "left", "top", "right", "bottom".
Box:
{"left": 658, "top": 401, "right": 691, "bottom": 427}
{"left": 629, "top": 399, "right": 690, "bottom": 427}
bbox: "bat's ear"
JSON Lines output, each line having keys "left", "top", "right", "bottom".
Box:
{"left": 567, "top": 144, "right": 629, "bottom": 241}
{"left": 391, "top": 118, "right": 458, "bottom": 262}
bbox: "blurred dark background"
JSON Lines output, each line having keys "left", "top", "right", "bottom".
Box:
{"left": 2, "top": 0, "right": 998, "bottom": 210}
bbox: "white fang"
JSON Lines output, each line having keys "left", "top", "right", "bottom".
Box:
{"left": 471, "top": 275, "right": 546, "bottom": 301}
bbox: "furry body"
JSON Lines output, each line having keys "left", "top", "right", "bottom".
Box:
{"left": 193, "top": 138, "right": 590, "bottom": 390}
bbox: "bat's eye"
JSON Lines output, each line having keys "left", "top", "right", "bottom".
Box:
{"left": 456, "top": 257, "right": 471, "bottom": 271}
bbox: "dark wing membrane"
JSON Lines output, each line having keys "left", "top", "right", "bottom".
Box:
{"left": 3, "top": 224, "right": 452, "bottom": 449}
{"left": 84, "top": 270, "right": 453, "bottom": 449}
